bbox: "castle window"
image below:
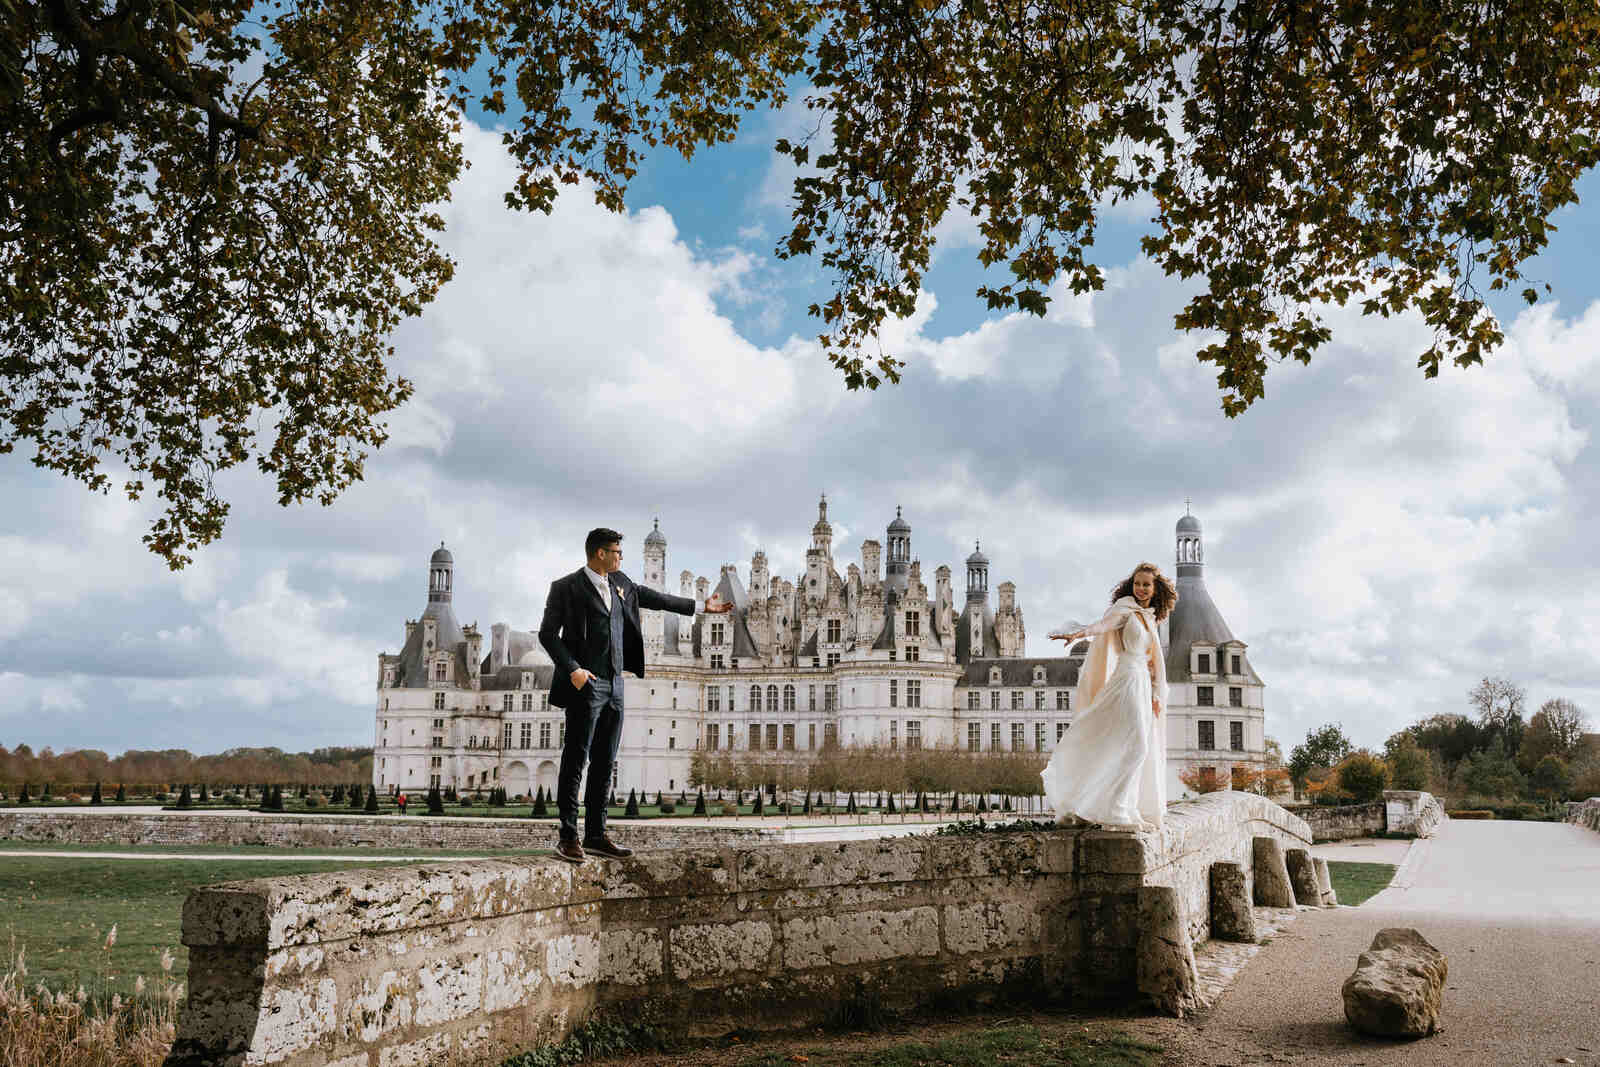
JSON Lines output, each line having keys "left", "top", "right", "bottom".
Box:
{"left": 749, "top": 724, "right": 762, "bottom": 750}
{"left": 521, "top": 694, "right": 533, "bottom": 712}
{"left": 707, "top": 686, "right": 721, "bottom": 712}
{"left": 967, "top": 691, "right": 980, "bottom": 710}
{"left": 1197, "top": 653, "right": 1212, "bottom": 674}
{"left": 905, "top": 645, "right": 919, "bottom": 662}
{"left": 1056, "top": 691, "right": 1070, "bottom": 710}
{"left": 907, "top": 680, "right": 921, "bottom": 707}
{"left": 767, "top": 685, "right": 779, "bottom": 712}
{"left": 1057, "top": 722, "right": 1068, "bottom": 741}
{"left": 989, "top": 666, "right": 1002, "bottom": 686}
{"left": 1011, "top": 722, "right": 1025, "bottom": 750}
{"left": 888, "top": 648, "right": 895, "bottom": 661}
{"left": 1230, "top": 720, "right": 1245, "bottom": 751}
{"left": 905, "top": 612, "right": 920, "bottom": 636}
{"left": 1032, "top": 666, "right": 1046, "bottom": 685}
{"left": 668, "top": 737, "right": 676, "bottom": 749}
{"left": 711, "top": 623, "right": 725, "bottom": 645}
{"left": 433, "top": 736, "right": 443, "bottom": 748}
{"left": 1198, "top": 686, "right": 1215, "bottom": 706}
{"left": 519, "top": 723, "right": 532, "bottom": 749}
{"left": 434, "top": 692, "right": 445, "bottom": 710}
{"left": 990, "top": 723, "right": 1002, "bottom": 751}
{"left": 808, "top": 723, "right": 816, "bottom": 749}
{"left": 707, "top": 724, "right": 720, "bottom": 750}
{"left": 435, "top": 662, "right": 447, "bottom": 681}
{"left": 1034, "top": 690, "right": 1046, "bottom": 709}
{"left": 889, "top": 679, "right": 898, "bottom": 707}
{"left": 827, "top": 652, "right": 840, "bottom": 667}
{"left": 503, "top": 723, "right": 513, "bottom": 748}
{"left": 783, "top": 723, "right": 795, "bottom": 750}
{"left": 823, "top": 723, "right": 838, "bottom": 747}
{"left": 967, "top": 723, "right": 981, "bottom": 751}
{"left": 906, "top": 721, "right": 922, "bottom": 749}
{"left": 1035, "top": 722, "right": 1047, "bottom": 752}
{"left": 765, "top": 723, "right": 779, "bottom": 750}
{"left": 826, "top": 619, "right": 841, "bottom": 643}
{"left": 824, "top": 684, "right": 838, "bottom": 710}
{"left": 809, "top": 685, "right": 817, "bottom": 711}
{"left": 749, "top": 685, "right": 761, "bottom": 711}
{"left": 539, "top": 721, "right": 552, "bottom": 748}
{"left": 990, "top": 690, "right": 1000, "bottom": 710}
{"left": 889, "top": 720, "right": 898, "bottom": 750}
{"left": 1011, "top": 690, "right": 1024, "bottom": 710}
{"left": 503, "top": 694, "right": 513, "bottom": 712}
{"left": 1231, "top": 654, "right": 1242, "bottom": 675}
{"left": 783, "top": 684, "right": 796, "bottom": 711}
{"left": 1229, "top": 686, "right": 1243, "bottom": 707}
{"left": 711, "top": 654, "right": 724, "bottom": 669}
{"left": 1198, "top": 720, "right": 1216, "bottom": 750}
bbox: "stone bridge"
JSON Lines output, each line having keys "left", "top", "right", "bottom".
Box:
{"left": 162, "top": 792, "right": 1316, "bottom": 1066}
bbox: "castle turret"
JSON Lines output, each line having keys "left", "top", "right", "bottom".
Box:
{"left": 956, "top": 542, "right": 994, "bottom": 664}
{"left": 1165, "top": 507, "right": 1241, "bottom": 679}
{"left": 429, "top": 543, "right": 453, "bottom": 604}
{"left": 885, "top": 507, "right": 911, "bottom": 595}
{"left": 643, "top": 518, "right": 667, "bottom": 590}
{"left": 806, "top": 494, "right": 832, "bottom": 595}
{"left": 750, "top": 550, "right": 769, "bottom": 600}
{"left": 860, "top": 539, "right": 882, "bottom": 587}
{"left": 965, "top": 542, "right": 989, "bottom": 604}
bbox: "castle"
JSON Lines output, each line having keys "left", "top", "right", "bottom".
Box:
{"left": 372, "top": 499, "right": 1266, "bottom": 802}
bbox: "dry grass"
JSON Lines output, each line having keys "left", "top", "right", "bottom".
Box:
{"left": 0, "top": 941, "right": 179, "bottom": 1067}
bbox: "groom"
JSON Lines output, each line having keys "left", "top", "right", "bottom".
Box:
{"left": 539, "top": 526, "right": 731, "bottom": 863}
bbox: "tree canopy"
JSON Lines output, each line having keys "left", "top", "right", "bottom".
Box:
{"left": 7, "top": 0, "right": 1599, "bottom": 564}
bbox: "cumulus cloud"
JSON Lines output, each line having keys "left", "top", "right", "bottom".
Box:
{"left": 0, "top": 112, "right": 1596, "bottom": 762}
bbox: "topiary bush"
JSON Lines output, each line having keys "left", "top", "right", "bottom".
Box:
{"left": 90, "top": 782, "right": 103, "bottom": 805}
{"left": 364, "top": 786, "right": 379, "bottom": 813}
{"left": 175, "top": 784, "right": 193, "bottom": 809}
{"left": 693, "top": 789, "right": 706, "bottom": 816}
{"left": 658, "top": 800, "right": 676, "bottom": 814}
{"left": 532, "top": 786, "right": 549, "bottom": 817}
{"left": 624, "top": 789, "right": 640, "bottom": 818}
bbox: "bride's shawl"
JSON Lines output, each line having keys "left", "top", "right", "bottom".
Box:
{"left": 1072, "top": 595, "right": 1169, "bottom": 713}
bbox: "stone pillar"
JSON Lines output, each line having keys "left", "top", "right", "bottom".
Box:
{"left": 1314, "top": 856, "right": 1338, "bottom": 906}
{"left": 1136, "top": 885, "right": 1200, "bottom": 1017}
{"left": 1252, "top": 836, "right": 1294, "bottom": 907}
{"left": 1285, "top": 847, "right": 1321, "bottom": 906}
{"left": 1209, "top": 860, "right": 1257, "bottom": 942}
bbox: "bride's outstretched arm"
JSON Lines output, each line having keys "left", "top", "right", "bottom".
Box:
{"left": 1048, "top": 603, "right": 1130, "bottom": 642}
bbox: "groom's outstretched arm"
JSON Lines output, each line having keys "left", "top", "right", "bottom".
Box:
{"left": 635, "top": 584, "right": 696, "bottom": 616}
{"left": 538, "top": 580, "right": 580, "bottom": 677}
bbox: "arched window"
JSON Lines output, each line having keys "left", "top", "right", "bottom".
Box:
{"left": 766, "top": 685, "right": 779, "bottom": 712}
{"left": 749, "top": 685, "right": 761, "bottom": 711}
{"left": 783, "top": 684, "right": 796, "bottom": 711}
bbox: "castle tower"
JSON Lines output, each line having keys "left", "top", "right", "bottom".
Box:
{"left": 955, "top": 542, "right": 993, "bottom": 664}
{"left": 1164, "top": 506, "right": 1239, "bottom": 675}
{"left": 805, "top": 494, "right": 832, "bottom": 595}
{"left": 885, "top": 506, "right": 911, "bottom": 595}
{"left": 642, "top": 519, "right": 668, "bottom": 657}
{"left": 750, "top": 550, "right": 770, "bottom": 601}
{"left": 429, "top": 543, "right": 453, "bottom": 605}
{"left": 860, "top": 539, "right": 882, "bottom": 587}
{"left": 965, "top": 542, "right": 989, "bottom": 605}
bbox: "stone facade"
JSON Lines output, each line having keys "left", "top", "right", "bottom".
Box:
{"left": 1281, "top": 801, "right": 1386, "bottom": 842}
{"left": 373, "top": 503, "right": 1267, "bottom": 806}
{"left": 1565, "top": 797, "right": 1600, "bottom": 833}
{"left": 165, "top": 793, "right": 1311, "bottom": 1066}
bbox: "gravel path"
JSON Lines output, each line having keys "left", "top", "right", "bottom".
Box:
{"left": 1148, "top": 819, "right": 1600, "bottom": 1066}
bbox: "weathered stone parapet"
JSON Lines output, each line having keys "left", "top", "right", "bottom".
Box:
{"left": 1565, "top": 797, "right": 1600, "bottom": 833}
{"left": 1281, "top": 801, "right": 1386, "bottom": 842}
{"left": 1139, "top": 791, "right": 1311, "bottom": 945}
{"left": 0, "top": 809, "right": 787, "bottom": 852}
{"left": 1208, "top": 862, "right": 1256, "bottom": 942}
{"left": 1135, "top": 885, "right": 1199, "bottom": 1017}
{"left": 1313, "top": 857, "right": 1338, "bottom": 907}
{"left": 164, "top": 792, "right": 1314, "bottom": 1067}
{"left": 1383, "top": 791, "right": 1446, "bottom": 838}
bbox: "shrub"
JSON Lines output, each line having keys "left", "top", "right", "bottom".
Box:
{"left": 349, "top": 785, "right": 363, "bottom": 809}
{"left": 624, "top": 789, "right": 640, "bottom": 818}
{"left": 304, "top": 793, "right": 321, "bottom": 808}
{"left": 719, "top": 802, "right": 738, "bottom": 816}
{"left": 532, "top": 786, "right": 549, "bottom": 817}
{"left": 331, "top": 784, "right": 346, "bottom": 803}
{"left": 364, "top": 786, "right": 379, "bottom": 814}
{"left": 90, "top": 781, "right": 103, "bottom": 805}
{"left": 751, "top": 792, "right": 764, "bottom": 814}
{"left": 658, "top": 801, "right": 676, "bottom": 814}
{"left": 693, "top": 789, "right": 706, "bottom": 816}
{"left": 426, "top": 786, "right": 445, "bottom": 814}
{"left": 266, "top": 785, "right": 285, "bottom": 811}
{"left": 654, "top": 791, "right": 663, "bottom": 806}
{"left": 175, "top": 784, "right": 193, "bottom": 809}
{"left": 1447, "top": 809, "right": 1495, "bottom": 819}
{"left": 114, "top": 783, "right": 126, "bottom": 802}
{"left": 459, "top": 793, "right": 473, "bottom": 807}
{"left": 1335, "top": 750, "right": 1390, "bottom": 802}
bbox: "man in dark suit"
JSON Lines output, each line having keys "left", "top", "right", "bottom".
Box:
{"left": 539, "top": 526, "right": 730, "bottom": 862}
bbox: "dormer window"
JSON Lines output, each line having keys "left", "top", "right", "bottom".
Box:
{"left": 1230, "top": 653, "right": 1242, "bottom": 675}
{"left": 1032, "top": 665, "right": 1046, "bottom": 686}
{"left": 989, "top": 666, "right": 1003, "bottom": 686}
{"left": 434, "top": 661, "right": 448, "bottom": 681}
{"left": 1197, "top": 653, "right": 1212, "bottom": 675}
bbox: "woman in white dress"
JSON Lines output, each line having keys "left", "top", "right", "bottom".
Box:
{"left": 1040, "top": 562, "right": 1177, "bottom": 831}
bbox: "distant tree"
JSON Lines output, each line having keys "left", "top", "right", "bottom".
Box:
{"left": 1470, "top": 677, "right": 1528, "bottom": 756}
{"left": 331, "top": 784, "right": 345, "bottom": 804}
{"left": 1262, "top": 736, "right": 1285, "bottom": 769}
{"left": 16, "top": 784, "right": 28, "bottom": 804}
{"left": 1519, "top": 699, "right": 1589, "bottom": 771}
{"left": 1179, "top": 765, "right": 1226, "bottom": 794}
{"left": 847, "top": 792, "right": 857, "bottom": 814}
{"left": 1528, "top": 755, "right": 1570, "bottom": 803}
{"left": 1395, "top": 714, "right": 1482, "bottom": 772}
{"left": 267, "top": 785, "right": 285, "bottom": 811}
{"left": 1387, "top": 736, "right": 1432, "bottom": 791}
{"left": 1335, "top": 751, "right": 1389, "bottom": 803}
{"left": 1288, "top": 724, "right": 1354, "bottom": 789}
{"left": 1459, "top": 737, "right": 1524, "bottom": 799}
{"left": 886, "top": 794, "right": 897, "bottom": 813}
{"left": 752, "top": 791, "right": 764, "bottom": 815}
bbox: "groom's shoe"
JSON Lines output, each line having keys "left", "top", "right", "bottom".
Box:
{"left": 554, "top": 838, "right": 586, "bottom": 863}
{"left": 582, "top": 835, "right": 633, "bottom": 859}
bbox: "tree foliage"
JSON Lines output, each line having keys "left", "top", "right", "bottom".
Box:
{"left": 1288, "top": 722, "right": 1353, "bottom": 787}
{"left": 1334, "top": 750, "right": 1388, "bottom": 802}
{"left": 7, "top": 0, "right": 1600, "bottom": 563}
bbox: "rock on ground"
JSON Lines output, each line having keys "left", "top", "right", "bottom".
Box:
{"left": 1342, "top": 927, "right": 1448, "bottom": 1038}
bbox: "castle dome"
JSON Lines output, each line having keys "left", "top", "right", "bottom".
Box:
{"left": 644, "top": 518, "right": 666, "bottom": 547}
{"left": 1176, "top": 513, "right": 1201, "bottom": 534}
{"left": 430, "top": 543, "right": 454, "bottom": 564}
{"left": 966, "top": 541, "right": 989, "bottom": 566}
{"left": 887, "top": 506, "right": 911, "bottom": 534}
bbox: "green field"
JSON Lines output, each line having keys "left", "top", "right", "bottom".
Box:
{"left": 1325, "top": 861, "right": 1398, "bottom": 906}
{"left": 728, "top": 1023, "right": 1162, "bottom": 1067}
{"left": 0, "top": 854, "right": 495, "bottom": 1001}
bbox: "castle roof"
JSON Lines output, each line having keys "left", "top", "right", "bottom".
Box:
{"left": 393, "top": 598, "right": 467, "bottom": 687}
{"left": 958, "top": 656, "right": 1083, "bottom": 688}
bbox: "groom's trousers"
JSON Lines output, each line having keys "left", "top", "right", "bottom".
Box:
{"left": 556, "top": 675, "right": 623, "bottom": 842}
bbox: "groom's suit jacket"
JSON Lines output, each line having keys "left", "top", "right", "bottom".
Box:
{"left": 538, "top": 567, "right": 695, "bottom": 710}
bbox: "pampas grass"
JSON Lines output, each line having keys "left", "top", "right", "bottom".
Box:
{"left": 0, "top": 940, "right": 179, "bottom": 1067}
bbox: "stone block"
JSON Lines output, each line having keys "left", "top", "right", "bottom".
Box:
{"left": 342, "top": 970, "right": 413, "bottom": 1043}
{"left": 377, "top": 1031, "right": 451, "bottom": 1067}
{"left": 1135, "top": 885, "right": 1199, "bottom": 1018}
{"left": 413, "top": 952, "right": 484, "bottom": 1026}
{"left": 781, "top": 907, "right": 940, "bottom": 970}
{"left": 1208, "top": 861, "right": 1256, "bottom": 943}
{"left": 941, "top": 898, "right": 1042, "bottom": 955}
{"left": 669, "top": 919, "right": 774, "bottom": 979}
{"left": 544, "top": 932, "right": 600, "bottom": 989}
{"left": 737, "top": 838, "right": 927, "bottom": 891}
{"left": 1251, "top": 837, "right": 1294, "bottom": 907}
{"left": 1284, "top": 848, "right": 1321, "bottom": 906}
{"left": 1078, "top": 831, "right": 1150, "bottom": 876}
{"left": 1313, "top": 856, "right": 1338, "bottom": 906}
{"left": 1342, "top": 928, "right": 1447, "bottom": 1037}
{"left": 598, "top": 927, "right": 664, "bottom": 986}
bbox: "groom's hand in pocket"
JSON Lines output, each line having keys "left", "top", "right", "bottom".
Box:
{"left": 570, "top": 668, "right": 595, "bottom": 689}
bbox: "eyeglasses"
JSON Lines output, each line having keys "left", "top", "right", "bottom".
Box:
{"left": 603, "top": 547, "right": 624, "bottom": 557}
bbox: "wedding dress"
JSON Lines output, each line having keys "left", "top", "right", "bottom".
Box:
{"left": 1040, "top": 595, "right": 1168, "bottom": 829}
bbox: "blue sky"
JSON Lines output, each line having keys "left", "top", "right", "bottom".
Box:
{"left": 3, "top": 87, "right": 1599, "bottom": 759}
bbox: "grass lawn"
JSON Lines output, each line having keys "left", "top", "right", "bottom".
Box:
{"left": 1326, "top": 861, "right": 1398, "bottom": 906}
{"left": 728, "top": 1023, "right": 1161, "bottom": 1067}
{"left": 0, "top": 855, "right": 433, "bottom": 1002}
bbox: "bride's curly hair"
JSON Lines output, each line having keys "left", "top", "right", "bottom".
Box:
{"left": 1111, "top": 562, "right": 1177, "bottom": 622}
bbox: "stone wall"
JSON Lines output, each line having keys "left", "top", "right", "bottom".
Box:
{"left": 1279, "top": 801, "right": 1386, "bottom": 842}
{"left": 164, "top": 794, "right": 1310, "bottom": 1067}
{"left": 0, "top": 810, "right": 784, "bottom": 852}
{"left": 1383, "top": 790, "right": 1446, "bottom": 838}
{"left": 1566, "top": 797, "right": 1600, "bottom": 833}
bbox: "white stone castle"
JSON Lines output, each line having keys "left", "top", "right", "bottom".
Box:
{"left": 372, "top": 499, "right": 1266, "bottom": 803}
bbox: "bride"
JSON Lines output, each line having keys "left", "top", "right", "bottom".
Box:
{"left": 1041, "top": 562, "right": 1177, "bottom": 832}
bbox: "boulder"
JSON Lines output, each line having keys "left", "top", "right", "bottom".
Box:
{"left": 1136, "top": 885, "right": 1200, "bottom": 1017}
{"left": 1209, "top": 860, "right": 1257, "bottom": 942}
{"left": 1285, "top": 847, "right": 1322, "bottom": 906}
{"left": 1342, "top": 928, "right": 1447, "bottom": 1038}
{"left": 1251, "top": 837, "right": 1294, "bottom": 907}
{"left": 1314, "top": 856, "right": 1338, "bottom": 906}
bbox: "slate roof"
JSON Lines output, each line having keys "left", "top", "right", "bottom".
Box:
{"left": 954, "top": 601, "right": 997, "bottom": 663}
{"left": 1163, "top": 575, "right": 1261, "bottom": 683}
{"left": 393, "top": 599, "right": 467, "bottom": 688}
{"left": 478, "top": 664, "right": 557, "bottom": 691}
{"left": 957, "top": 656, "right": 1083, "bottom": 688}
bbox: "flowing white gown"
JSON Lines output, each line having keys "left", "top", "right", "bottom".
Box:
{"left": 1040, "top": 595, "right": 1168, "bottom": 829}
